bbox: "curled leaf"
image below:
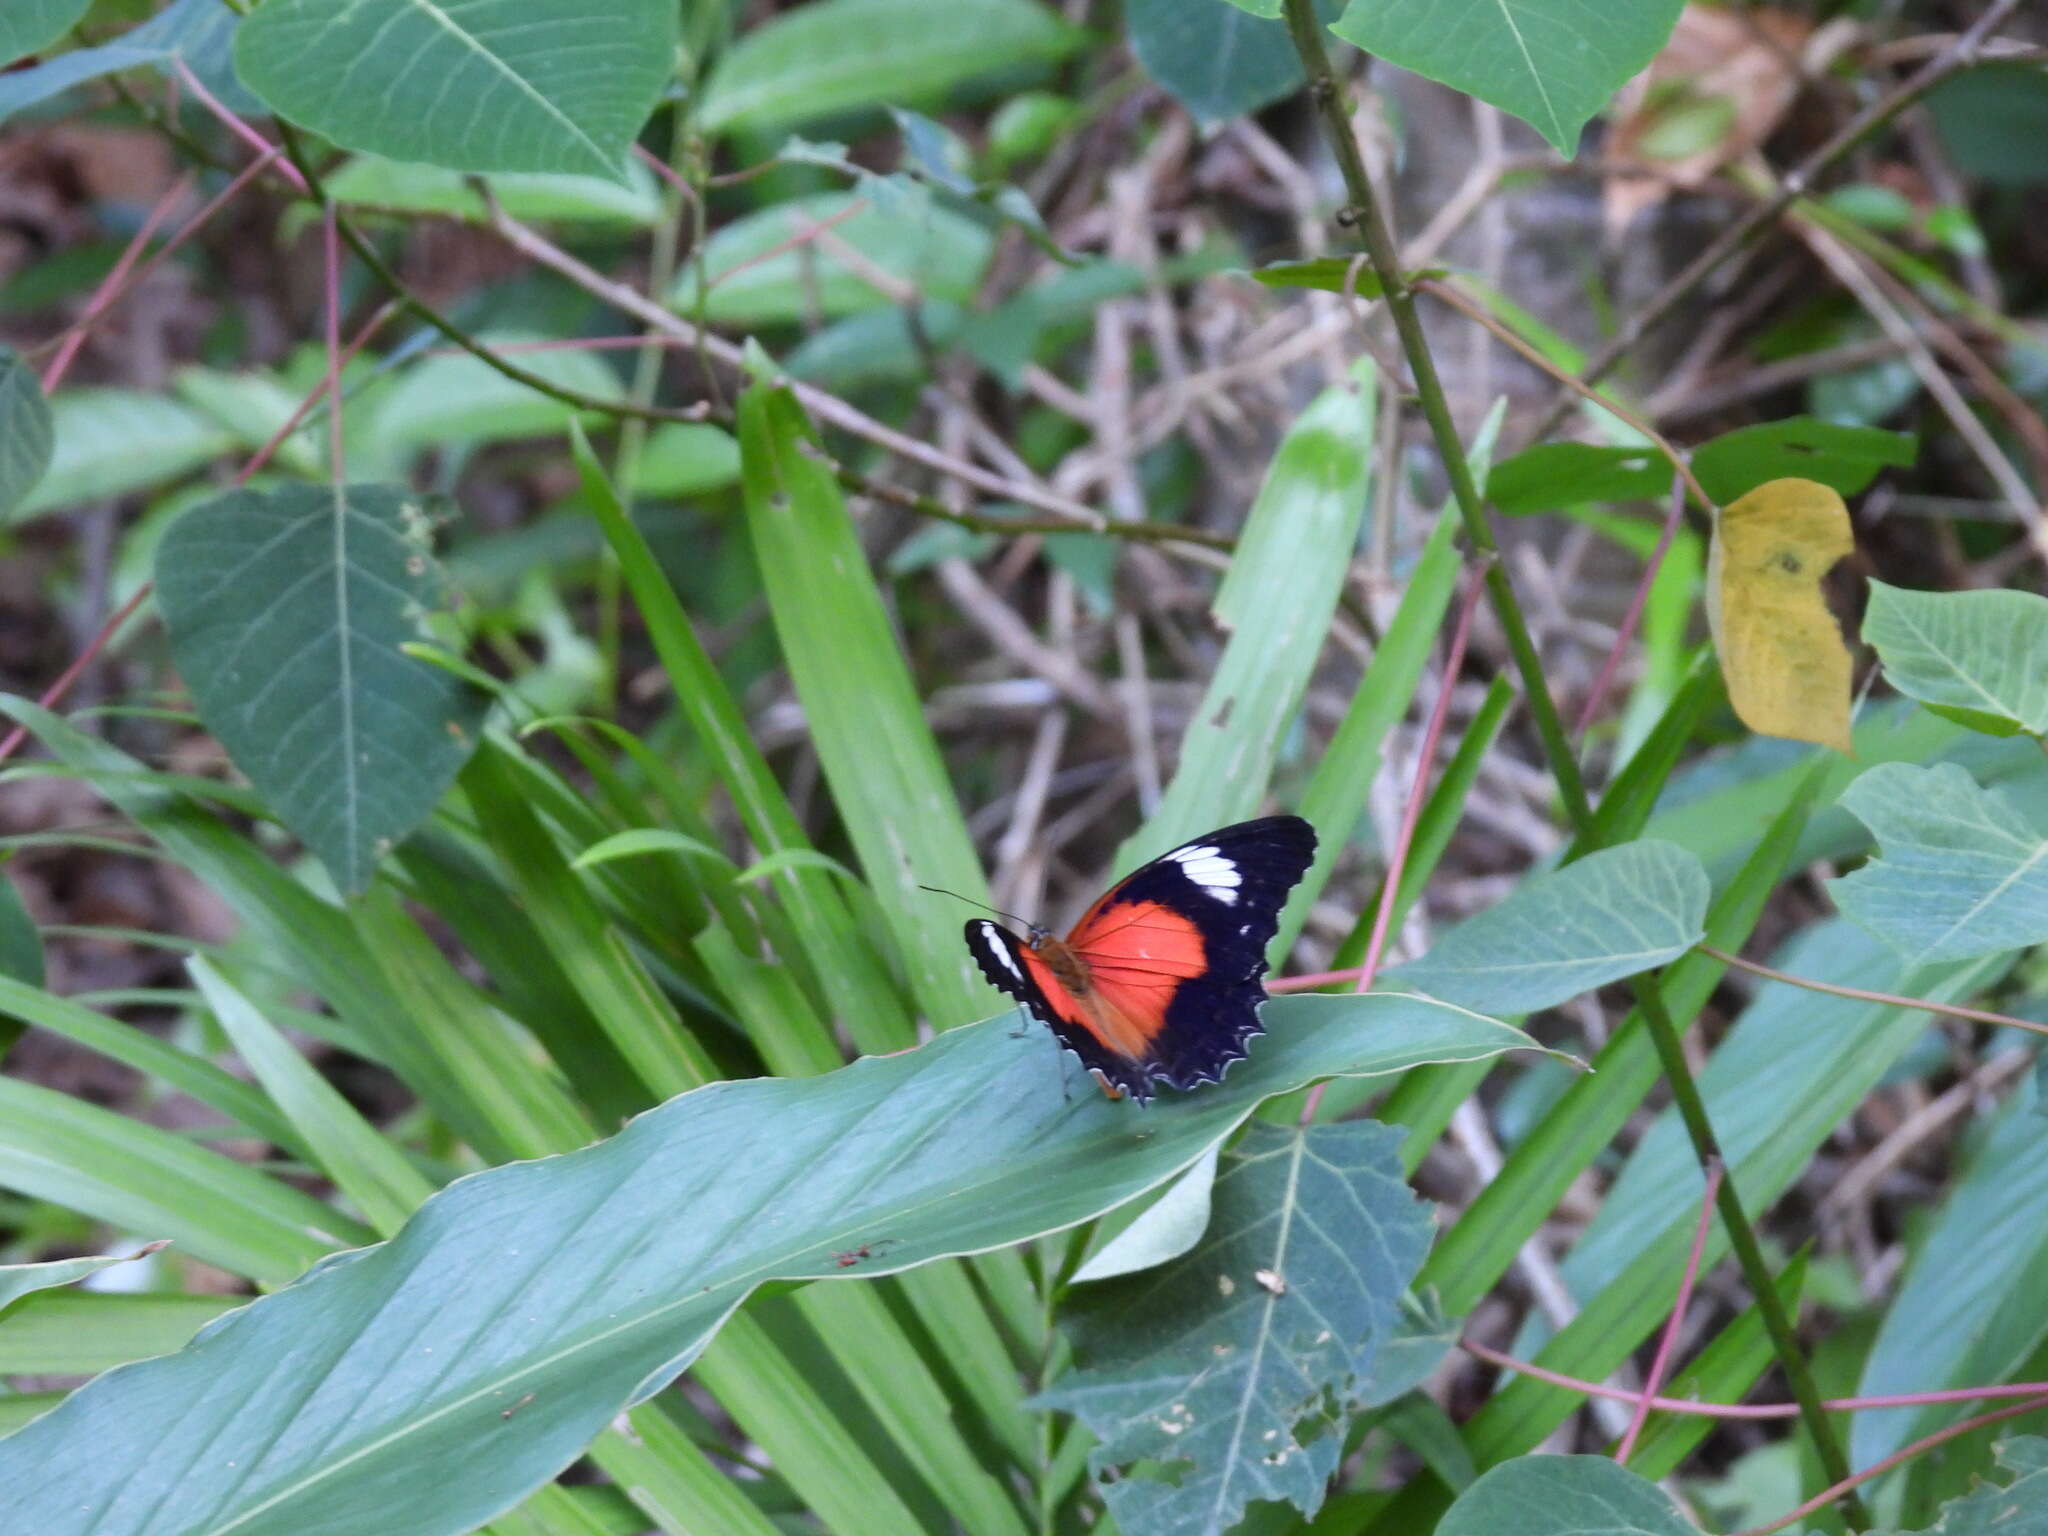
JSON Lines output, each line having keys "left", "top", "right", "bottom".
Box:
{"left": 1705, "top": 477, "right": 1854, "bottom": 753}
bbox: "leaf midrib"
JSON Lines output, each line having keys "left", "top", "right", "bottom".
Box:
{"left": 397, "top": 0, "right": 612, "bottom": 173}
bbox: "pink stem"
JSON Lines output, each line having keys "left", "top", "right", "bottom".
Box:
{"left": 1462, "top": 1337, "right": 2048, "bottom": 1419}
{"left": 1354, "top": 562, "right": 1489, "bottom": 996}
{"left": 0, "top": 584, "right": 154, "bottom": 765}
{"left": 236, "top": 301, "right": 397, "bottom": 488}
{"left": 39, "top": 173, "right": 195, "bottom": 392}
{"left": 173, "top": 59, "right": 307, "bottom": 193}
{"left": 1576, "top": 479, "right": 1687, "bottom": 740}
{"left": 1616, "top": 1158, "right": 1722, "bottom": 1463}
{"left": 1297, "top": 564, "right": 1489, "bottom": 1126}
{"left": 633, "top": 142, "right": 695, "bottom": 201}
{"left": 1269, "top": 965, "right": 1370, "bottom": 993}
{"left": 322, "top": 203, "right": 346, "bottom": 483}
{"left": 1732, "top": 1394, "right": 2048, "bottom": 1536}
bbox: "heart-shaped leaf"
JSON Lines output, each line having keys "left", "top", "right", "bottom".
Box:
{"left": 155, "top": 484, "right": 486, "bottom": 894}
{"left": 235, "top": 0, "right": 675, "bottom": 181}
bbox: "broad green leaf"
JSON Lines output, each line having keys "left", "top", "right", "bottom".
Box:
{"left": 0, "top": 869, "right": 41, "bottom": 987}
{"left": 374, "top": 333, "right": 623, "bottom": 450}
{"left": 1932, "top": 64, "right": 2048, "bottom": 186}
{"left": 154, "top": 485, "right": 488, "bottom": 894}
{"left": 1331, "top": 0, "right": 1685, "bottom": 155}
{"left": 0, "top": 0, "right": 89, "bottom": 63}
{"left": 737, "top": 377, "right": 994, "bottom": 1025}
{"left": 323, "top": 155, "right": 663, "bottom": 227}
{"left": 671, "top": 191, "right": 991, "bottom": 327}
{"left": 1486, "top": 442, "right": 1670, "bottom": 514}
{"left": 0, "top": 0, "right": 254, "bottom": 127}
{"left": 1863, "top": 581, "right": 2048, "bottom": 739}
{"left": 1854, "top": 1076, "right": 2048, "bottom": 1468}
{"left": 0, "top": 994, "right": 1531, "bottom": 1536}
{"left": 1039, "top": 1121, "right": 1430, "bottom": 1536}
{"left": 15, "top": 389, "right": 230, "bottom": 520}
{"left": 172, "top": 366, "right": 322, "bottom": 477}
{"left": 0, "top": 348, "right": 52, "bottom": 520}
{"left": 1831, "top": 762, "right": 2048, "bottom": 962}
{"left": 1129, "top": 359, "right": 1375, "bottom": 861}
{"left": 1691, "top": 415, "right": 1916, "bottom": 505}
{"left": 1127, "top": 0, "right": 1339, "bottom": 126}
{"left": 235, "top": 0, "right": 675, "bottom": 182}
{"left": 1905, "top": 1439, "right": 2048, "bottom": 1532}
{"left": 696, "top": 0, "right": 1080, "bottom": 134}
{"left": 1438, "top": 1455, "right": 1696, "bottom": 1536}
{"left": 0, "top": 1246, "right": 160, "bottom": 1317}
{"left": 1385, "top": 840, "right": 1709, "bottom": 1015}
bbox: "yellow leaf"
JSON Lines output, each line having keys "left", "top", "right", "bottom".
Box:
{"left": 1706, "top": 477, "right": 1854, "bottom": 753}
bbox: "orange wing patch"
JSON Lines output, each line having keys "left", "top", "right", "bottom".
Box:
{"left": 1066, "top": 899, "right": 1209, "bottom": 1056}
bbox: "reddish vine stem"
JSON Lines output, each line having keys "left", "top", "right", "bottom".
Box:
{"left": 1617, "top": 1158, "right": 1722, "bottom": 1464}
{"left": 1461, "top": 1336, "right": 2048, "bottom": 1419}
{"left": 39, "top": 173, "right": 194, "bottom": 392}
{"left": 1733, "top": 1394, "right": 2048, "bottom": 1536}
{"left": 1298, "top": 561, "right": 1489, "bottom": 1126}
{"left": 322, "top": 202, "right": 346, "bottom": 483}
{"left": 172, "top": 59, "right": 308, "bottom": 194}
{"left": 1577, "top": 479, "right": 1688, "bottom": 741}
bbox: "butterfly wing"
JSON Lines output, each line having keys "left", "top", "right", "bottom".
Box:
{"left": 1062, "top": 815, "right": 1317, "bottom": 1097}
{"left": 964, "top": 917, "right": 1136, "bottom": 1096}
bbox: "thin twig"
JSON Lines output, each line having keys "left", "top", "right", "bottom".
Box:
{"left": 1578, "top": 480, "right": 1688, "bottom": 741}
{"left": 1733, "top": 1395, "right": 2048, "bottom": 1536}
{"left": 1617, "top": 1160, "right": 1723, "bottom": 1464}
{"left": 321, "top": 202, "right": 346, "bottom": 483}
{"left": 40, "top": 174, "right": 194, "bottom": 391}
{"left": 1701, "top": 945, "right": 2048, "bottom": 1040}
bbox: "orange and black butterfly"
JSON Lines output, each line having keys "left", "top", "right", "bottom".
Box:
{"left": 964, "top": 815, "right": 1316, "bottom": 1103}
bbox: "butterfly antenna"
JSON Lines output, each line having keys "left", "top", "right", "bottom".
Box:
{"left": 917, "top": 884, "right": 1034, "bottom": 929}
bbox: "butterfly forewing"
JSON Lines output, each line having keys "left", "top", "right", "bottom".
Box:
{"left": 965, "top": 816, "right": 1316, "bottom": 1101}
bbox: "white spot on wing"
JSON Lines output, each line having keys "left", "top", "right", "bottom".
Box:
{"left": 1165, "top": 844, "right": 1241, "bottom": 904}
{"left": 974, "top": 922, "right": 1025, "bottom": 981}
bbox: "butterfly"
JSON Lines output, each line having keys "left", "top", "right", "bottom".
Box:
{"left": 964, "top": 815, "right": 1316, "bottom": 1102}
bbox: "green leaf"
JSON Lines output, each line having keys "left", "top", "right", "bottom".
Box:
{"left": 192, "top": 959, "right": 433, "bottom": 1237}
{"left": 568, "top": 828, "right": 733, "bottom": 873}
{"left": 1906, "top": 1439, "right": 2048, "bottom": 1532}
{"left": 737, "top": 377, "right": 995, "bottom": 1025}
{"left": 0, "top": 348, "right": 52, "bottom": 520}
{"left": 1130, "top": 359, "right": 1375, "bottom": 860}
{"left": 1439, "top": 1454, "right": 1697, "bottom": 1535}
{"left": 0, "top": 1290, "right": 238, "bottom": 1375}
{"left": 1127, "top": 0, "right": 1338, "bottom": 125}
{"left": 1863, "top": 581, "right": 2048, "bottom": 739}
{"left": 323, "top": 155, "right": 664, "bottom": 227}
{"left": 0, "top": 994, "right": 1530, "bottom": 1536}
{"left": 631, "top": 423, "right": 740, "bottom": 499}
{"left": 0, "top": 0, "right": 254, "bottom": 128}
{"left": 374, "top": 332, "right": 624, "bottom": 450}
{"left": 0, "top": 1245, "right": 162, "bottom": 1318}
{"left": 1250, "top": 257, "right": 1442, "bottom": 297}
{"left": 1855, "top": 1077, "right": 2048, "bottom": 1469}
{"left": 0, "top": 0, "right": 90, "bottom": 64}
{"left": 154, "top": 484, "right": 488, "bottom": 894}
{"left": 1072, "top": 1145, "right": 1220, "bottom": 1285}
{"left": 696, "top": 0, "right": 1080, "bottom": 135}
{"left": 670, "top": 191, "right": 992, "bottom": 327}
{"left": 0, "top": 1073, "right": 362, "bottom": 1285}
{"left": 0, "top": 868, "right": 42, "bottom": 989}
{"left": 235, "top": 0, "right": 675, "bottom": 182}
{"left": 1931, "top": 63, "right": 2048, "bottom": 187}
{"left": 1691, "top": 415, "right": 1916, "bottom": 505}
{"left": 1386, "top": 840, "right": 1709, "bottom": 1015}
{"left": 1036, "top": 1121, "right": 1433, "bottom": 1536}
{"left": 1831, "top": 762, "right": 2048, "bottom": 962}
{"left": 1331, "top": 0, "right": 1685, "bottom": 156}
{"left": 15, "top": 389, "right": 231, "bottom": 521}
{"left": 1486, "top": 442, "right": 1671, "bottom": 514}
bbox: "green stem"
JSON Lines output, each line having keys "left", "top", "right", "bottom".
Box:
{"left": 1277, "top": 4, "right": 1867, "bottom": 1525}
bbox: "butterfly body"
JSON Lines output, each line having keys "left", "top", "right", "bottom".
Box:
{"left": 965, "top": 816, "right": 1316, "bottom": 1102}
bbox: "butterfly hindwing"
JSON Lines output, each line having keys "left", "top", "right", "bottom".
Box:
{"left": 963, "top": 917, "right": 1136, "bottom": 1093}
